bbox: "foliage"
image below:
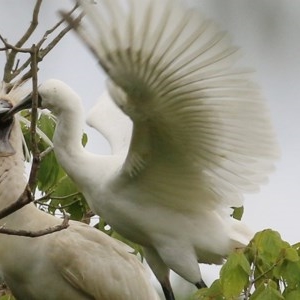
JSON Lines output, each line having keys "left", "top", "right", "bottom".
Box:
{"left": 22, "top": 109, "right": 142, "bottom": 249}
{"left": 20, "top": 110, "right": 91, "bottom": 222}
{"left": 193, "top": 229, "right": 300, "bottom": 300}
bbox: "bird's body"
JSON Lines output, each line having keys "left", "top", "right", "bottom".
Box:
{"left": 9, "top": 0, "right": 278, "bottom": 298}
{"left": 47, "top": 84, "right": 254, "bottom": 290}
{"left": 0, "top": 83, "right": 159, "bottom": 300}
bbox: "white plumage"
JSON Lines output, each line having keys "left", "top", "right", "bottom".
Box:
{"left": 9, "top": 0, "right": 278, "bottom": 299}
{"left": 0, "top": 82, "right": 159, "bottom": 300}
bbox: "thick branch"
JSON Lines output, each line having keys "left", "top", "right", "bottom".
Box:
{"left": 0, "top": 36, "right": 33, "bottom": 53}
{"left": 0, "top": 186, "right": 33, "bottom": 220}
{"left": 27, "top": 44, "right": 40, "bottom": 191}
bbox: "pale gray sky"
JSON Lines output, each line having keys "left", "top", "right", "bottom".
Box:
{"left": 0, "top": 0, "right": 299, "bottom": 296}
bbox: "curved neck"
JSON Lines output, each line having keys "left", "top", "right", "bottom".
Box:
{"left": 51, "top": 104, "right": 115, "bottom": 194}
{"left": 106, "top": 122, "right": 132, "bottom": 156}
{"left": 53, "top": 104, "right": 87, "bottom": 173}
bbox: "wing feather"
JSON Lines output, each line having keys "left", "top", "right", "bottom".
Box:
{"left": 52, "top": 224, "right": 158, "bottom": 299}
{"left": 77, "top": 0, "right": 278, "bottom": 208}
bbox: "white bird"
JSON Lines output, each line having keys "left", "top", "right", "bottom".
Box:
{"left": 0, "top": 82, "right": 159, "bottom": 300}
{"left": 9, "top": 0, "right": 278, "bottom": 299}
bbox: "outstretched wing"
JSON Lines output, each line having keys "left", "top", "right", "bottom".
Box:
{"left": 76, "top": 0, "right": 278, "bottom": 209}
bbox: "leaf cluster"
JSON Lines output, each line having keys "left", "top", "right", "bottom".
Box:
{"left": 193, "top": 229, "right": 300, "bottom": 300}
{"left": 21, "top": 109, "right": 143, "bottom": 253}
{"left": 20, "top": 110, "right": 90, "bottom": 222}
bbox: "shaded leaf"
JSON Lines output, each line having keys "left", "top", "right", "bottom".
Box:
{"left": 284, "top": 247, "right": 299, "bottom": 262}
{"left": 250, "top": 281, "right": 284, "bottom": 300}
{"left": 192, "top": 280, "right": 223, "bottom": 300}
{"left": 220, "top": 250, "right": 250, "bottom": 298}
{"left": 284, "top": 287, "right": 300, "bottom": 300}
{"left": 231, "top": 206, "right": 244, "bottom": 221}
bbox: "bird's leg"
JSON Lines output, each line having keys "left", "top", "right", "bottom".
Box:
{"left": 143, "top": 247, "right": 175, "bottom": 300}
{"left": 195, "top": 279, "right": 207, "bottom": 289}
{"left": 161, "top": 279, "right": 175, "bottom": 300}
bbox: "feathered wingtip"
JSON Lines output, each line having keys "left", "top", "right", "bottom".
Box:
{"left": 66, "top": 0, "right": 279, "bottom": 198}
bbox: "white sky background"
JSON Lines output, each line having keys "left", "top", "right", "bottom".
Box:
{"left": 0, "top": 0, "right": 299, "bottom": 297}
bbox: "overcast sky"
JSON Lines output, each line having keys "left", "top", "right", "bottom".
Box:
{"left": 0, "top": 0, "right": 299, "bottom": 296}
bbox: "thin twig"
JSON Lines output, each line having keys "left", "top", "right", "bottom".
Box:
{"left": 3, "top": 0, "right": 42, "bottom": 82}
{"left": 0, "top": 1, "right": 80, "bottom": 84}
{"left": 39, "top": 145, "right": 54, "bottom": 159}
{"left": 0, "top": 213, "right": 70, "bottom": 237}
{"left": 36, "top": 201, "right": 80, "bottom": 211}
{"left": 36, "top": 192, "right": 81, "bottom": 203}
{"left": 0, "top": 36, "right": 33, "bottom": 53}
{"left": 37, "top": 3, "right": 80, "bottom": 58}
{"left": 27, "top": 44, "right": 40, "bottom": 192}
{"left": 15, "top": 0, "right": 43, "bottom": 48}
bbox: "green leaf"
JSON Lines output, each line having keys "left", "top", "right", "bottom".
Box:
{"left": 37, "top": 113, "right": 56, "bottom": 140}
{"left": 231, "top": 206, "right": 244, "bottom": 221}
{"left": 0, "top": 296, "right": 15, "bottom": 300}
{"left": 249, "top": 230, "right": 289, "bottom": 270}
{"left": 284, "top": 247, "right": 299, "bottom": 262}
{"left": 284, "top": 287, "right": 300, "bottom": 300}
{"left": 281, "top": 260, "right": 300, "bottom": 288}
{"left": 250, "top": 281, "right": 284, "bottom": 300}
{"left": 82, "top": 132, "right": 88, "bottom": 147}
{"left": 192, "top": 280, "right": 223, "bottom": 300}
{"left": 220, "top": 250, "right": 250, "bottom": 298}
{"left": 37, "top": 151, "right": 60, "bottom": 192}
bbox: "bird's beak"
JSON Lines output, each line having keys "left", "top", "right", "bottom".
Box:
{"left": 5, "top": 92, "right": 41, "bottom": 118}
{"left": 0, "top": 99, "right": 16, "bottom": 157}
{"left": 0, "top": 93, "right": 41, "bottom": 157}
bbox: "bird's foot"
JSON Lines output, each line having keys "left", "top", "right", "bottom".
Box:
{"left": 162, "top": 285, "right": 175, "bottom": 300}
{"left": 196, "top": 279, "right": 207, "bottom": 289}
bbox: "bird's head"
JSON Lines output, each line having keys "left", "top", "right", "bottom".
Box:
{"left": 6, "top": 79, "right": 82, "bottom": 118}
{"left": 0, "top": 98, "right": 16, "bottom": 156}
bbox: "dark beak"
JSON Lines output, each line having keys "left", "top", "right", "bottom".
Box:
{"left": 0, "top": 93, "right": 41, "bottom": 157}
{"left": 5, "top": 92, "right": 40, "bottom": 119}
{"left": 0, "top": 99, "right": 15, "bottom": 157}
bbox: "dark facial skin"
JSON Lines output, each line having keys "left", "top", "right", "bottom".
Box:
{"left": 0, "top": 99, "right": 15, "bottom": 156}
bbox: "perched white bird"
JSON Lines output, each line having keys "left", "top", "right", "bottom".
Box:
{"left": 10, "top": 0, "right": 278, "bottom": 299}
{"left": 0, "top": 82, "right": 159, "bottom": 300}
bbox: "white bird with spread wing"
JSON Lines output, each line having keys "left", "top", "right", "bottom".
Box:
{"left": 0, "top": 83, "right": 159, "bottom": 300}
{"left": 9, "top": 0, "right": 278, "bottom": 299}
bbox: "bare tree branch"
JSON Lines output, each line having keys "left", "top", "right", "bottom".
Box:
{"left": 2, "top": 0, "right": 42, "bottom": 83}
{"left": 37, "top": 3, "right": 80, "bottom": 58}
{"left": 0, "top": 1, "right": 80, "bottom": 84}
{"left": 0, "top": 36, "right": 33, "bottom": 53}
{"left": 27, "top": 44, "right": 40, "bottom": 192}
{"left": 36, "top": 192, "right": 81, "bottom": 203}
{"left": 0, "top": 186, "right": 33, "bottom": 220}
{"left": 0, "top": 212, "right": 70, "bottom": 237}
{"left": 15, "top": 0, "right": 43, "bottom": 48}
